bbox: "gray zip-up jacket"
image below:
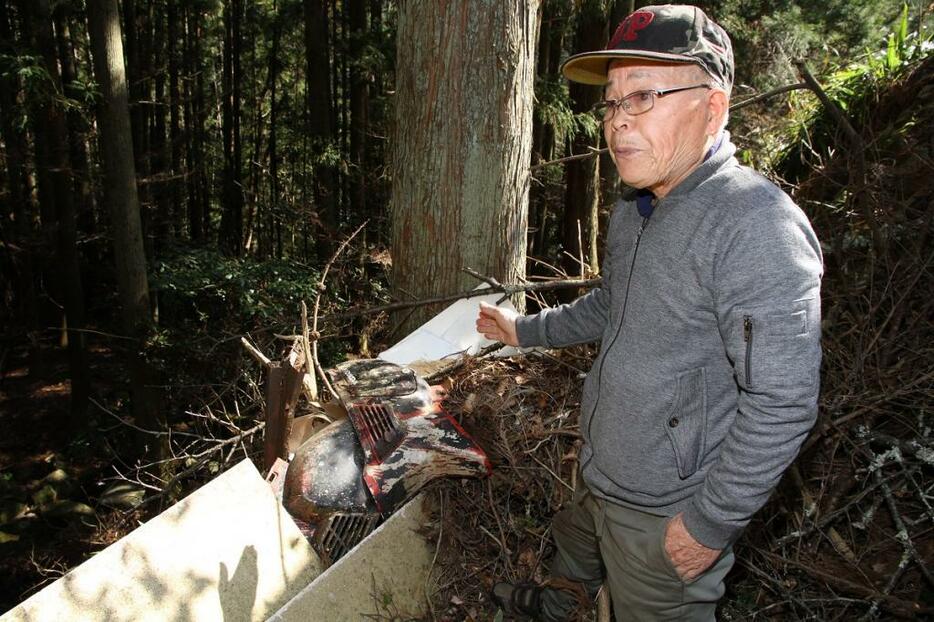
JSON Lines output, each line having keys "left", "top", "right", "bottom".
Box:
{"left": 515, "top": 134, "right": 822, "bottom": 549}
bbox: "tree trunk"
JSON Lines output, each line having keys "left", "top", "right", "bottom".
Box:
{"left": 28, "top": 0, "right": 90, "bottom": 418}
{"left": 304, "top": 0, "right": 337, "bottom": 260}
{"left": 348, "top": 0, "right": 367, "bottom": 220}
{"left": 528, "top": 0, "right": 570, "bottom": 263}
{"left": 151, "top": 0, "right": 171, "bottom": 245}
{"left": 183, "top": 4, "right": 205, "bottom": 242}
{"left": 53, "top": 4, "right": 96, "bottom": 243}
{"left": 562, "top": 0, "right": 607, "bottom": 287}
{"left": 532, "top": 0, "right": 568, "bottom": 260}
{"left": 123, "top": 0, "right": 152, "bottom": 252}
{"left": 269, "top": 8, "right": 282, "bottom": 258}
{"left": 219, "top": 0, "right": 244, "bottom": 256}
{"left": 86, "top": 0, "right": 164, "bottom": 455}
{"left": 0, "top": 0, "right": 39, "bottom": 338}
{"left": 391, "top": 0, "right": 539, "bottom": 329}
{"left": 167, "top": 0, "right": 182, "bottom": 236}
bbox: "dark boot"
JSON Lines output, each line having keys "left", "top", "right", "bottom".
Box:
{"left": 491, "top": 582, "right": 545, "bottom": 620}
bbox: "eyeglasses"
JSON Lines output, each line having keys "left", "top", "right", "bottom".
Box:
{"left": 592, "top": 84, "right": 711, "bottom": 122}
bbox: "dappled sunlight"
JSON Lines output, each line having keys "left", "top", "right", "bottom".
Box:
{"left": 1, "top": 460, "right": 320, "bottom": 622}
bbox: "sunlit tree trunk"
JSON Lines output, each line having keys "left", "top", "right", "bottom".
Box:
{"left": 87, "top": 0, "right": 164, "bottom": 455}
{"left": 391, "top": 0, "right": 540, "bottom": 329}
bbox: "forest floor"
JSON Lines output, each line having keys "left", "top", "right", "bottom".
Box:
{"left": 420, "top": 350, "right": 933, "bottom": 621}
{"left": 0, "top": 337, "right": 144, "bottom": 613}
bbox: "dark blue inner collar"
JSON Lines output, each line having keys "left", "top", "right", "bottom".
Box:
{"left": 636, "top": 190, "right": 654, "bottom": 218}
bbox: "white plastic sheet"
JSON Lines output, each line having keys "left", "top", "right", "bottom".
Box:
{"left": 379, "top": 287, "right": 518, "bottom": 365}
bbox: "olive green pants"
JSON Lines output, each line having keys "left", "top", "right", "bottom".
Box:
{"left": 540, "top": 482, "right": 734, "bottom": 621}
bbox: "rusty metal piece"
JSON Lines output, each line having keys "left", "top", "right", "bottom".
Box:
{"left": 265, "top": 457, "right": 290, "bottom": 502}
{"left": 263, "top": 350, "right": 306, "bottom": 471}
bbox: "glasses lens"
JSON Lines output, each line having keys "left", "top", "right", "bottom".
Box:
{"left": 592, "top": 101, "right": 613, "bottom": 122}
{"left": 624, "top": 91, "right": 655, "bottom": 115}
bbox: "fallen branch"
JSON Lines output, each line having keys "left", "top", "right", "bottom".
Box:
{"left": 335, "top": 275, "right": 602, "bottom": 320}
{"left": 793, "top": 59, "right": 880, "bottom": 250}
{"left": 872, "top": 467, "right": 934, "bottom": 587}
{"left": 755, "top": 548, "right": 927, "bottom": 618}
{"left": 240, "top": 336, "right": 271, "bottom": 367}
{"left": 310, "top": 221, "right": 368, "bottom": 399}
{"left": 531, "top": 146, "right": 606, "bottom": 171}
{"left": 730, "top": 81, "right": 809, "bottom": 112}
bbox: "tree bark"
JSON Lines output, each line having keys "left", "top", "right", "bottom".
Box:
{"left": 123, "top": 0, "right": 152, "bottom": 251}
{"left": 391, "top": 0, "right": 539, "bottom": 329}
{"left": 269, "top": 8, "right": 282, "bottom": 258}
{"left": 86, "top": 0, "right": 164, "bottom": 455}
{"left": 183, "top": 3, "right": 206, "bottom": 242}
{"left": 531, "top": 0, "right": 568, "bottom": 261}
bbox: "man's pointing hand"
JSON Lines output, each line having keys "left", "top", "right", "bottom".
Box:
{"left": 476, "top": 301, "right": 519, "bottom": 347}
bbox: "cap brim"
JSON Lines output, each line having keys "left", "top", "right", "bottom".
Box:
{"left": 560, "top": 50, "right": 699, "bottom": 85}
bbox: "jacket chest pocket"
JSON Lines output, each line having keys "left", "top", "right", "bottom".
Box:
{"left": 664, "top": 367, "right": 708, "bottom": 479}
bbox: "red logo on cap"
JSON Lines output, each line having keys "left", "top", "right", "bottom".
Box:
{"left": 608, "top": 11, "right": 655, "bottom": 47}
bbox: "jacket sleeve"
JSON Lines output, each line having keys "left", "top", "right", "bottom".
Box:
{"left": 681, "top": 196, "right": 823, "bottom": 550}
{"left": 514, "top": 206, "right": 623, "bottom": 348}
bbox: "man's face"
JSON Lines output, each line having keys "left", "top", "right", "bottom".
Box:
{"left": 603, "top": 60, "right": 723, "bottom": 197}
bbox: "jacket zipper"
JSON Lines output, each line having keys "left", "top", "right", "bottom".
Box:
{"left": 743, "top": 315, "right": 754, "bottom": 387}
{"left": 581, "top": 215, "right": 650, "bottom": 474}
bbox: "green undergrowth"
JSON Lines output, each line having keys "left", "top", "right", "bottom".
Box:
{"left": 767, "top": 5, "right": 932, "bottom": 181}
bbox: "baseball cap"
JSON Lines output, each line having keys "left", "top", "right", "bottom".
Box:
{"left": 561, "top": 4, "right": 734, "bottom": 92}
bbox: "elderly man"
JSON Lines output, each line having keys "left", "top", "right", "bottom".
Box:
{"left": 477, "top": 5, "right": 822, "bottom": 621}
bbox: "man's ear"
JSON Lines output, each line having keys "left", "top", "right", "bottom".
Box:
{"left": 706, "top": 89, "right": 729, "bottom": 134}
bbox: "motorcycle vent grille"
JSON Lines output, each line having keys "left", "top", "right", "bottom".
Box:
{"left": 356, "top": 403, "right": 401, "bottom": 459}
{"left": 319, "top": 512, "right": 382, "bottom": 565}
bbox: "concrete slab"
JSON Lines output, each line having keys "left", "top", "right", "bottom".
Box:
{"left": 2, "top": 459, "right": 321, "bottom": 622}
{"left": 270, "top": 493, "right": 433, "bottom": 621}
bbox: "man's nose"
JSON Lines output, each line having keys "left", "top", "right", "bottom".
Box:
{"left": 606, "top": 104, "right": 634, "bottom": 131}
{"left": 608, "top": 108, "right": 631, "bottom": 131}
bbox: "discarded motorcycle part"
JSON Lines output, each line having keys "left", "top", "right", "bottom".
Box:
{"left": 282, "top": 358, "right": 491, "bottom": 565}
{"left": 284, "top": 417, "right": 377, "bottom": 521}
{"left": 283, "top": 416, "right": 382, "bottom": 565}
{"left": 287, "top": 400, "right": 348, "bottom": 455}
{"left": 328, "top": 358, "right": 492, "bottom": 515}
